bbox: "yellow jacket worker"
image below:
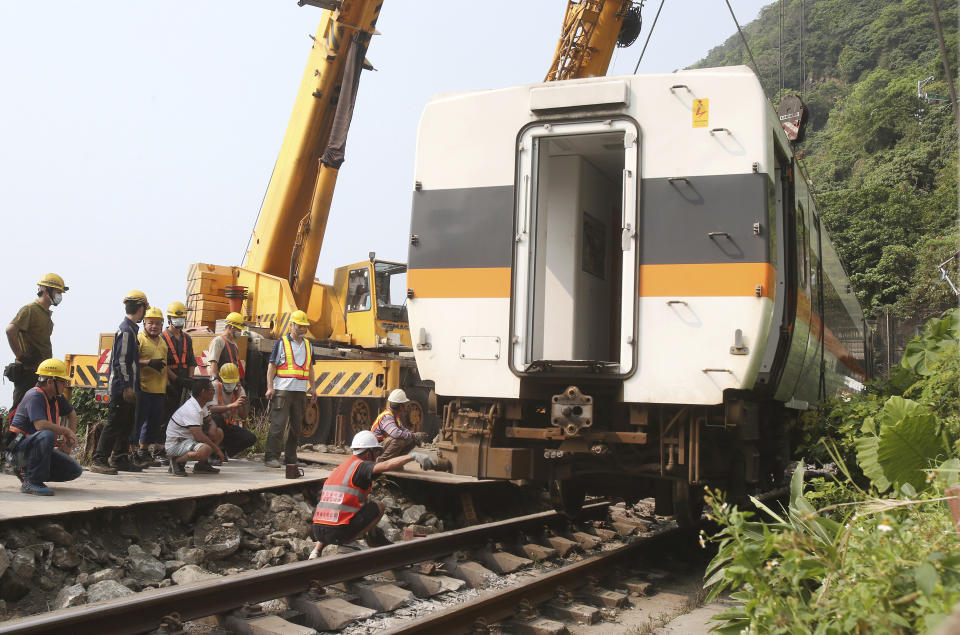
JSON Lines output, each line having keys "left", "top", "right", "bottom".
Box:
{"left": 132, "top": 307, "right": 168, "bottom": 465}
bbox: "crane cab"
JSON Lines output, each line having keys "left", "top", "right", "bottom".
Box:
{"left": 333, "top": 258, "right": 412, "bottom": 350}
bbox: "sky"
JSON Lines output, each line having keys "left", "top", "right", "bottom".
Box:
{"left": 0, "top": 0, "right": 770, "bottom": 406}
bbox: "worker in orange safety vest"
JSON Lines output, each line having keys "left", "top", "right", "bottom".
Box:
{"left": 308, "top": 430, "right": 432, "bottom": 559}
{"left": 263, "top": 310, "right": 315, "bottom": 471}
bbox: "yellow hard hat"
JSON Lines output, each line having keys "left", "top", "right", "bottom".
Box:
{"left": 290, "top": 310, "right": 310, "bottom": 326}
{"left": 37, "top": 358, "right": 70, "bottom": 381}
{"left": 225, "top": 312, "right": 245, "bottom": 330}
{"left": 166, "top": 301, "right": 187, "bottom": 318}
{"left": 144, "top": 307, "right": 163, "bottom": 320}
{"left": 219, "top": 363, "right": 240, "bottom": 384}
{"left": 37, "top": 273, "right": 68, "bottom": 292}
{"left": 123, "top": 290, "right": 149, "bottom": 305}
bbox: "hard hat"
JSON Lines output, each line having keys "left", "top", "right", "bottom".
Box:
{"left": 219, "top": 363, "right": 240, "bottom": 384}
{"left": 167, "top": 301, "right": 187, "bottom": 318}
{"left": 37, "top": 273, "right": 68, "bottom": 292}
{"left": 350, "top": 430, "right": 382, "bottom": 454}
{"left": 290, "top": 310, "right": 310, "bottom": 326}
{"left": 144, "top": 307, "right": 163, "bottom": 320}
{"left": 123, "top": 290, "right": 149, "bottom": 305}
{"left": 37, "top": 358, "right": 70, "bottom": 381}
{"left": 225, "top": 312, "right": 245, "bottom": 330}
{"left": 387, "top": 388, "right": 409, "bottom": 404}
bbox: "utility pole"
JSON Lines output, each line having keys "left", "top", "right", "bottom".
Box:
{"left": 930, "top": 0, "right": 960, "bottom": 130}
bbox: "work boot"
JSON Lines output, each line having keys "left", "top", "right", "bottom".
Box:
{"left": 90, "top": 461, "right": 118, "bottom": 475}
{"left": 193, "top": 462, "right": 220, "bottom": 474}
{"left": 21, "top": 481, "right": 54, "bottom": 496}
{"left": 168, "top": 457, "right": 188, "bottom": 477}
{"left": 135, "top": 448, "right": 161, "bottom": 468}
{"left": 264, "top": 458, "right": 282, "bottom": 469}
{"left": 110, "top": 455, "right": 144, "bottom": 472}
{"left": 152, "top": 447, "right": 168, "bottom": 461}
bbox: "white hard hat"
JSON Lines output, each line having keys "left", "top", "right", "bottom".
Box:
{"left": 350, "top": 430, "right": 382, "bottom": 455}
{"left": 387, "top": 388, "right": 409, "bottom": 404}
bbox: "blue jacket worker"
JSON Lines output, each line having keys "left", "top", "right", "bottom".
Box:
{"left": 6, "top": 358, "right": 82, "bottom": 495}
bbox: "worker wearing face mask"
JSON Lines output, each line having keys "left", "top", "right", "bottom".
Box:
{"left": 161, "top": 301, "right": 197, "bottom": 454}
{"left": 205, "top": 363, "right": 255, "bottom": 459}
{"left": 4, "top": 274, "right": 68, "bottom": 410}
{"left": 206, "top": 312, "right": 245, "bottom": 381}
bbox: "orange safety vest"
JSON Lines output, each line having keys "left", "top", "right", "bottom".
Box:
{"left": 217, "top": 334, "right": 245, "bottom": 379}
{"left": 276, "top": 335, "right": 312, "bottom": 379}
{"left": 313, "top": 455, "right": 370, "bottom": 526}
{"left": 162, "top": 328, "right": 189, "bottom": 369}
{"left": 214, "top": 382, "right": 240, "bottom": 426}
{"left": 9, "top": 387, "right": 58, "bottom": 437}
{"left": 370, "top": 407, "right": 395, "bottom": 442}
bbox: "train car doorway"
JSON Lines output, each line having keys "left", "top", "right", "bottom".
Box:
{"left": 510, "top": 120, "right": 640, "bottom": 375}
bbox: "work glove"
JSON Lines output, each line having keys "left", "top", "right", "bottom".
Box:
{"left": 147, "top": 359, "right": 165, "bottom": 371}
{"left": 413, "top": 432, "right": 430, "bottom": 446}
{"left": 122, "top": 387, "right": 136, "bottom": 404}
{"left": 409, "top": 450, "right": 435, "bottom": 471}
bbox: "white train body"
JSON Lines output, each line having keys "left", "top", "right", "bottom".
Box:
{"left": 406, "top": 67, "right": 868, "bottom": 507}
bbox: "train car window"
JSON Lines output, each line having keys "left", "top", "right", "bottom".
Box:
{"left": 346, "top": 268, "right": 371, "bottom": 312}
{"left": 797, "top": 203, "right": 808, "bottom": 290}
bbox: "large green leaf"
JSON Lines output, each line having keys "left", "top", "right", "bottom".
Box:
{"left": 876, "top": 407, "right": 945, "bottom": 491}
{"left": 901, "top": 309, "right": 959, "bottom": 375}
{"left": 879, "top": 396, "right": 930, "bottom": 431}
{"left": 856, "top": 435, "right": 892, "bottom": 492}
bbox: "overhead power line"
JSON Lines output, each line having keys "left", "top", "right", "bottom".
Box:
{"left": 633, "top": 0, "right": 666, "bottom": 73}
{"left": 723, "top": 0, "right": 762, "bottom": 84}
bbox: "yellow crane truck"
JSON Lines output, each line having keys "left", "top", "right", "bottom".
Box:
{"left": 67, "top": 0, "right": 643, "bottom": 443}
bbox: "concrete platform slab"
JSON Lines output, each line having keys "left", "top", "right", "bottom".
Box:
{"left": 0, "top": 458, "right": 333, "bottom": 521}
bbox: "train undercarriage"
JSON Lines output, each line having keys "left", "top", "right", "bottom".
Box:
{"left": 435, "top": 383, "right": 795, "bottom": 524}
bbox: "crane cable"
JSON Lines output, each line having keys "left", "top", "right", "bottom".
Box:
{"left": 632, "top": 0, "right": 665, "bottom": 73}
{"left": 723, "top": 0, "right": 762, "bottom": 83}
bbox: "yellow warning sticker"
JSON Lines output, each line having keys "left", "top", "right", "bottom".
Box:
{"left": 692, "top": 98, "right": 709, "bottom": 128}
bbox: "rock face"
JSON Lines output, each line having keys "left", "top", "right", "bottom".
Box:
{"left": 86, "top": 580, "right": 133, "bottom": 603}
{"left": 171, "top": 565, "right": 220, "bottom": 586}
{"left": 128, "top": 546, "right": 165, "bottom": 583}
{"left": 38, "top": 523, "right": 73, "bottom": 547}
{"left": 402, "top": 505, "right": 427, "bottom": 525}
{"left": 214, "top": 503, "right": 244, "bottom": 522}
{"left": 53, "top": 584, "right": 87, "bottom": 609}
{"left": 202, "top": 526, "right": 241, "bottom": 560}
{"left": 88, "top": 568, "right": 123, "bottom": 584}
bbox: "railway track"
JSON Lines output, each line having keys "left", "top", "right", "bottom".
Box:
{"left": 0, "top": 500, "right": 694, "bottom": 634}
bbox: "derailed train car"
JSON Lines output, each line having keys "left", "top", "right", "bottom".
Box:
{"left": 406, "top": 66, "right": 869, "bottom": 521}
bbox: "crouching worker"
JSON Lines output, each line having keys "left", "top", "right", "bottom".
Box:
{"left": 5, "top": 358, "right": 81, "bottom": 495}
{"left": 206, "top": 363, "right": 255, "bottom": 458}
{"left": 371, "top": 389, "right": 429, "bottom": 463}
{"left": 165, "top": 378, "right": 225, "bottom": 476}
{"left": 308, "top": 431, "right": 433, "bottom": 559}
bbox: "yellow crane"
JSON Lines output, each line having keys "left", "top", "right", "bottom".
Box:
{"left": 69, "top": 0, "right": 644, "bottom": 442}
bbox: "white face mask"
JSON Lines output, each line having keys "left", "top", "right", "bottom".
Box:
{"left": 51, "top": 292, "right": 63, "bottom": 306}
{"left": 171, "top": 318, "right": 186, "bottom": 328}
{"left": 223, "top": 383, "right": 237, "bottom": 393}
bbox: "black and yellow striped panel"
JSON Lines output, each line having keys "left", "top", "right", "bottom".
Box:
{"left": 311, "top": 365, "right": 384, "bottom": 398}
{"left": 71, "top": 365, "right": 107, "bottom": 389}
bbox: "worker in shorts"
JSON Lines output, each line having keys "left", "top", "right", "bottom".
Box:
{"left": 165, "top": 378, "right": 225, "bottom": 476}
{"left": 205, "top": 363, "right": 256, "bottom": 458}
{"left": 308, "top": 431, "right": 433, "bottom": 559}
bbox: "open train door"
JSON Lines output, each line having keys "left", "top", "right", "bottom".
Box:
{"left": 509, "top": 119, "right": 640, "bottom": 378}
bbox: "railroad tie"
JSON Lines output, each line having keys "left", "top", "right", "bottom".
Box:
{"left": 289, "top": 594, "right": 376, "bottom": 631}
{"left": 348, "top": 581, "right": 414, "bottom": 612}
{"left": 521, "top": 542, "right": 558, "bottom": 561}
{"left": 397, "top": 570, "right": 466, "bottom": 598}
{"left": 475, "top": 547, "right": 532, "bottom": 575}
{"left": 223, "top": 614, "right": 317, "bottom": 635}
{"left": 442, "top": 555, "right": 497, "bottom": 588}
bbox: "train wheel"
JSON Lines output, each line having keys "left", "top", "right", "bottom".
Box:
{"left": 341, "top": 398, "right": 375, "bottom": 437}
{"left": 301, "top": 399, "right": 332, "bottom": 443}
{"left": 549, "top": 479, "right": 586, "bottom": 518}
{"left": 673, "top": 482, "right": 705, "bottom": 528}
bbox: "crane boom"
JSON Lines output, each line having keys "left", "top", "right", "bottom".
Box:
{"left": 545, "top": 0, "right": 638, "bottom": 81}
{"left": 244, "top": 1, "right": 381, "bottom": 311}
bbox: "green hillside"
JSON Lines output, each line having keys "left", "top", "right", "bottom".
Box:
{"left": 692, "top": 0, "right": 958, "bottom": 320}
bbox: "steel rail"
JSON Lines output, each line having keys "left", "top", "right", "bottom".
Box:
{"left": 384, "top": 525, "right": 683, "bottom": 635}
{"left": 0, "top": 502, "right": 610, "bottom": 635}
